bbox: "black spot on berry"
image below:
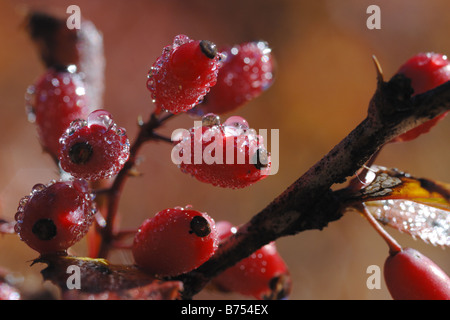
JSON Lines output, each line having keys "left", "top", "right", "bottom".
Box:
{"left": 254, "top": 148, "right": 269, "bottom": 170}
{"left": 189, "top": 216, "right": 211, "bottom": 237}
{"left": 69, "top": 142, "right": 93, "bottom": 164}
{"left": 32, "top": 218, "right": 57, "bottom": 241}
{"left": 266, "top": 274, "right": 292, "bottom": 300}
{"left": 199, "top": 40, "right": 217, "bottom": 59}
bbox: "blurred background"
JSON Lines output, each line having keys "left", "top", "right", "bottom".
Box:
{"left": 0, "top": 0, "right": 448, "bottom": 300}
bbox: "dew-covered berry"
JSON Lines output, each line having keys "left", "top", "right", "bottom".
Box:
{"left": 14, "top": 179, "right": 96, "bottom": 254}
{"left": 146, "top": 34, "right": 222, "bottom": 114}
{"left": 59, "top": 110, "right": 130, "bottom": 181}
{"left": 132, "top": 206, "right": 219, "bottom": 277}
{"left": 26, "top": 67, "right": 91, "bottom": 158}
{"left": 191, "top": 41, "right": 274, "bottom": 116}
{"left": 172, "top": 114, "right": 271, "bottom": 189}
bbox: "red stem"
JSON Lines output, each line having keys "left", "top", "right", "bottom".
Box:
{"left": 359, "top": 204, "right": 402, "bottom": 255}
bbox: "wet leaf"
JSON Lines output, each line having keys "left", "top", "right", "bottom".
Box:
{"left": 344, "top": 165, "right": 450, "bottom": 247}
{"left": 34, "top": 254, "right": 183, "bottom": 300}
{"left": 364, "top": 199, "right": 450, "bottom": 247}
{"left": 355, "top": 166, "right": 449, "bottom": 209}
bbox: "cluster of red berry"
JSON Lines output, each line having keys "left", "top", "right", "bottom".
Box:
{"left": 8, "top": 11, "right": 450, "bottom": 298}
{"left": 17, "top": 62, "right": 131, "bottom": 253}
{"left": 14, "top": 32, "right": 288, "bottom": 299}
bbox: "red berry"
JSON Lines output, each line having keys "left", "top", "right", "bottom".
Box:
{"left": 14, "top": 179, "right": 96, "bottom": 254}
{"left": 132, "top": 206, "right": 218, "bottom": 277}
{"left": 391, "top": 52, "right": 449, "bottom": 142}
{"left": 191, "top": 41, "right": 275, "bottom": 116}
{"left": 384, "top": 247, "right": 450, "bottom": 300}
{"left": 211, "top": 221, "right": 291, "bottom": 300}
{"left": 26, "top": 67, "right": 91, "bottom": 157}
{"left": 59, "top": 110, "right": 130, "bottom": 181}
{"left": 173, "top": 114, "right": 271, "bottom": 189}
{"left": 146, "top": 35, "right": 221, "bottom": 114}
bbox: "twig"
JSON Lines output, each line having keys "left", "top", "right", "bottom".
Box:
{"left": 150, "top": 132, "right": 173, "bottom": 144}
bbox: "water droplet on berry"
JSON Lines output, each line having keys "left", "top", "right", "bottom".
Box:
{"left": 51, "top": 78, "right": 60, "bottom": 87}
{"left": 67, "top": 64, "right": 77, "bottom": 73}
{"left": 24, "top": 85, "right": 37, "bottom": 123}
{"left": 201, "top": 113, "right": 221, "bottom": 127}
{"left": 218, "top": 51, "right": 227, "bottom": 62}
{"left": 115, "top": 127, "right": 127, "bottom": 136}
{"left": 14, "top": 211, "right": 24, "bottom": 222}
{"left": 69, "top": 119, "right": 88, "bottom": 133}
{"left": 18, "top": 196, "right": 30, "bottom": 209}
{"left": 72, "top": 179, "right": 90, "bottom": 193}
{"left": 87, "top": 110, "right": 113, "bottom": 130}
{"left": 31, "top": 183, "right": 46, "bottom": 194}
{"left": 256, "top": 40, "right": 271, "bottom": 55}
{"left": 25, "top": 106, "right": 36, "bottom": 123}
{"left": 173, "top": 34, "right": 191, "bottom": 47}
{"left": 223, "top": 116, "right": 249, "bottom": 131}
{"left": 14, "top": 223, "right": 21, "bottom": 235}
{"left": 230, "top": 47, "right": 239, "bottom": 56}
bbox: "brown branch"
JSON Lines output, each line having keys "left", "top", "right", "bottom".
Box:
{"left": 178, "top": 70, "right": 450, "bottom": 299}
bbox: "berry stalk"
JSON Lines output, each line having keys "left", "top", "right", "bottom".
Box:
{"left": 96, "top": 111, "right": 176, "bottom": 258}
{"left": 359, "top": 204, "right": 402, "bottom": 255}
